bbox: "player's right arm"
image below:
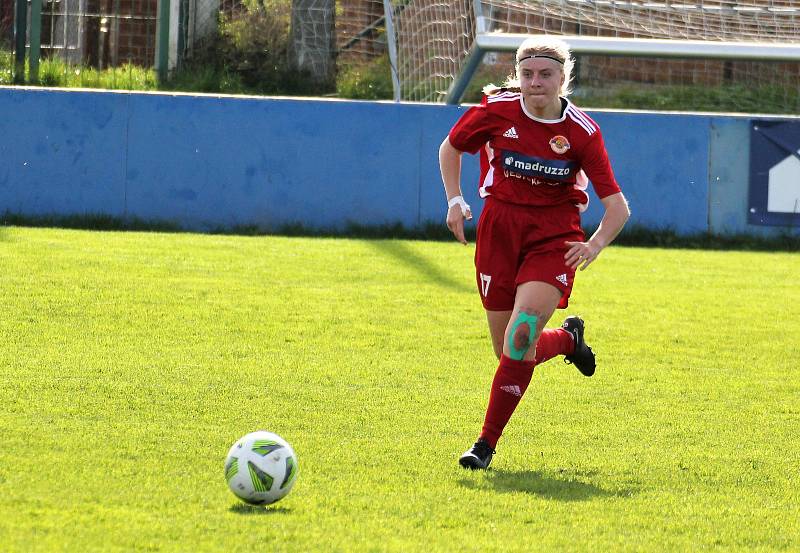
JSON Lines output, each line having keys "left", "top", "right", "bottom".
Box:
{"left": 439, "top": 137, "right": 472, "bottom": 245}
{"left": 440, "top": 100, "right": 494, "bottom": 245}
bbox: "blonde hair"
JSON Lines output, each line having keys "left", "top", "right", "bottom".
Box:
{"left": 483, "top": 35, "right": 575, "bottom": 97}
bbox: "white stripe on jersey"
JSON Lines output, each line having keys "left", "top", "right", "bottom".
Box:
{"left": 567, "top": 105, "right": 596, "bottom": 132}
{"left": 487, "top": 92, "right": 521, "bottom": 104}
{"left": 567, "top": 111, "right": 594, "bottom": 135}
{"left": 487, "top": 97, "right": 520, "bottom": 104}
{"left": 566, "top": 105, "right": 596, "bottom": 135}
{"left": 479, "top": 144, "right": 495, "bottom": 198}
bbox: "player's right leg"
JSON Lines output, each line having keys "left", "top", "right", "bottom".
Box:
{"left": 458, "top": 438, "right": 496, "bottom": 470}
{"left": 460, "top": 283, "right": 561, "bottom": 470}
{"left": 486, "top": 309, "right": 512, "bottom": 360}
{"left": 460, "top": 198, "right": 518, "bottom": 470}
{"left": 458, "top": 313, "right": 510, "bottom": 469}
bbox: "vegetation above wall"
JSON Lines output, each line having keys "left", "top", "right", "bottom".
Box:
{"left": 1, "top": 49, "right": 796, "bottom": 116}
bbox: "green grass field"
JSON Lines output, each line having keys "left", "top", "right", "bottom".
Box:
{"left": 1, "top": 226, "right": 798, "bottom": 552}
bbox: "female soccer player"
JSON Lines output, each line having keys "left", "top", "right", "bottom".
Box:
{"left": 439, "top": 36, "right": 630, "bottom": 470}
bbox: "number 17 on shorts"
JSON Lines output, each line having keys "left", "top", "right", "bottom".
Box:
{"left": 479, "top": 273, "right": 492, "bottom": 297}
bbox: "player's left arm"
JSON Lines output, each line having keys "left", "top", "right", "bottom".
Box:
{"left": 565, "top": 192, "right": 630, "bottom": 271}
{"left": 565, "top": 131, "right": 631, "bottom": 271}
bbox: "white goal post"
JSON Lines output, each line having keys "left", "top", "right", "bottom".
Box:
{"left": 446, "top": 31, "right": 800, "bottom": 105}
{"left": 375, "top": 0, "right": 800, "bottom": 106}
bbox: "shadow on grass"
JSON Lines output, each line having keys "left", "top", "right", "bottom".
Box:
{"left": 459, "top": 469, "right": 636, "bottom": 502}
{"left": 229, "top": 503, "right": 292, "bottom": 515}
{"left": 366, "top": 239, "right": 472, "bottom": 293}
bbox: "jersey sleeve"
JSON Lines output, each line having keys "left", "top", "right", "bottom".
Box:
{"left": 448, "top": 100, "right": 494, "bottom": 155}
{"left": 580, "top": 131, "right": 622, "bottom": 199}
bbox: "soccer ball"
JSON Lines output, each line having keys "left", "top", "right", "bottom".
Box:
{"left": 224, "top": 431, "right": 299, "bottom": 506}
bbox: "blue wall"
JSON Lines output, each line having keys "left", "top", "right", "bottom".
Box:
{"left": 0, "top": 87, "right": 796, "bottom": 236}
{"left": 584, "top": 110, "right": 711, "bottom": 233}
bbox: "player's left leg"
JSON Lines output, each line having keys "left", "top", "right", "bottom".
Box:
{"left": 459, "top": 281, "right": 560, "bottom": 470}
{"left": 513, "top": 231, "right": 590, "bottom": 373}
{"left": 561, "top": 316, "right": 596, "bottom": 376}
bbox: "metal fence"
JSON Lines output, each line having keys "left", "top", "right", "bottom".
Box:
{"left": 8, "top": 0, "right": 158, "bottom": 67}
{"left": 3, "top": 0, "right": 387, "bottom": 82}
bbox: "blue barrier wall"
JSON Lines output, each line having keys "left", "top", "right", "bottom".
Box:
{"left": 0, "top": 86, "right": 797, "bottom": 236}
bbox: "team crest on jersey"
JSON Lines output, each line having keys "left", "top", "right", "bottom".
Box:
{"left": 549, "top": 135, "right": 570, "bottom": 154}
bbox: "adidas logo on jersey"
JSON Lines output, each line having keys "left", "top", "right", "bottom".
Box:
{"left": 555, "top": 273, "right": 568, "bottom": 286}
{"left": 503, "top": 127, "right": 519, "bottom": 139}
{"left": 500, "top": 385, "right": 522, "bottom": 397}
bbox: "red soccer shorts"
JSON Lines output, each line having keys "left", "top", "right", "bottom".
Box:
{"left": 474, "top": 197, "right": 585, "bottom": 311}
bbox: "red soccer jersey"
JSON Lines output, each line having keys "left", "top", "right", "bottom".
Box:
{"left": 448, "top": 91, "right": 621, "bottom": 210}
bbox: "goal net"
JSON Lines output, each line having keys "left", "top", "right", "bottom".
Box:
{"left": 380, "top": 0, "right": 800, "bottom": 112}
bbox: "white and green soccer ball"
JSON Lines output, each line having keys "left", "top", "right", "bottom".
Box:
{"left": 224, "top": 431, "right": 299, "bottom": 506}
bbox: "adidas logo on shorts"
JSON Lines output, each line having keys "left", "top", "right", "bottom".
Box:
{"left": 555, "top": 273, "right": 568, "bottom": 286}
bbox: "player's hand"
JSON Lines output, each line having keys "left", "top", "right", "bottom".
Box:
{"left": 446, "top": 204, "right": 472, "bottom": 245}
{"left": 564, "top": 240, "right": 601, "bottom": 270}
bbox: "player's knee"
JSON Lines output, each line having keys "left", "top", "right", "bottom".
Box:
{"left": 512, "top": 323, "right": 532, "bottom": 351}
{"left": 507, "top": 310, "right": 540, "bottom": 360}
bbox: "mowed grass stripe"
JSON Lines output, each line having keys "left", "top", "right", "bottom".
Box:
{"left": 0, "top": 226, "right": 797, "bottom": 552}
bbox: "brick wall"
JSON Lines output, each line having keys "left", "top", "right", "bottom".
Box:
{"left": 36, "top": 0, "right": 157, "bottom": 67}
{"left": 115, "top": 0, "right": 158, "bottom": 67}
{"left": 0, "top": 0, "right": 12, "bottom": 46}
{"left": 337, "top": 0, "right": 385, "bottom": 62}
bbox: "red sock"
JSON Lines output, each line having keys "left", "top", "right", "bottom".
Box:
{"left": 533, "top": 328, "right": 574, "bottom": 365}
{"left": 479, "top": 354, "right": 535, "bottom": 448}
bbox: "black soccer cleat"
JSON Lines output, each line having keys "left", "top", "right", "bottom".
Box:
{"left": 459, "top": 438, "right": 495, "bottom": 470}
{"left": 562, "top": 316, "right": 596, "bottom": 377}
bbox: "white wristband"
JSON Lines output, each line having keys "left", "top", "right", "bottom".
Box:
{"left": 447, "top": 195, "right": 471, "bottom": 216}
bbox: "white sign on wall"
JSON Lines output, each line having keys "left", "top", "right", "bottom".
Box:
{"left": 749, "top": 121, "right": 800, "bottom": 227}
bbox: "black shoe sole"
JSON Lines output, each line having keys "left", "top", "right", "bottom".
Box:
{"left": 459, "top": 455, "right": 490, "bottom": 470}
{"left": 575, "top": 361, "right": 595, "bottom": 377}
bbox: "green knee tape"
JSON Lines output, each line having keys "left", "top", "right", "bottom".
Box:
{"left": 508, "top": 312, "right": 538, "bottom": 361}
